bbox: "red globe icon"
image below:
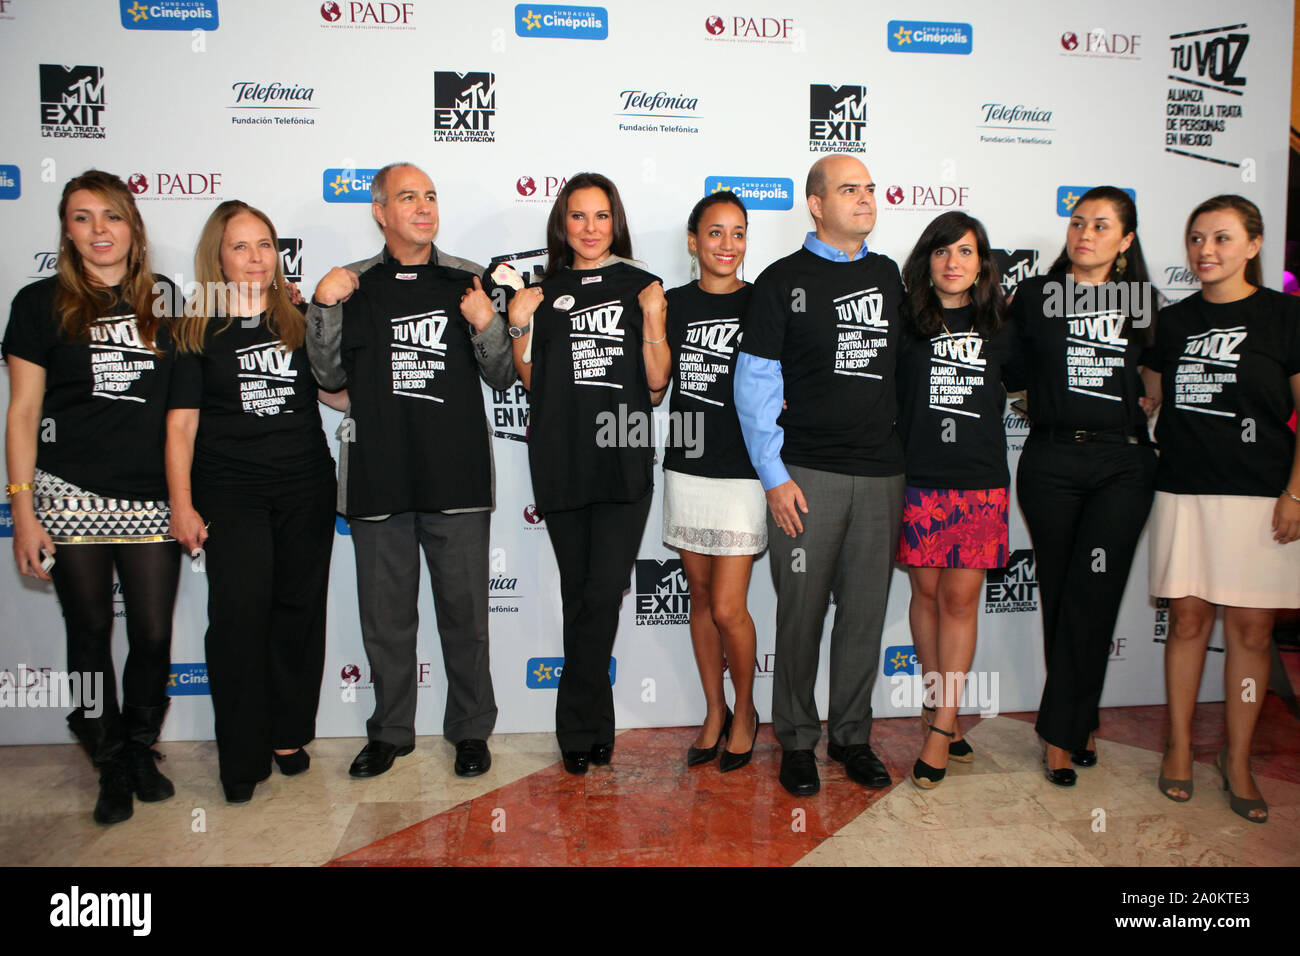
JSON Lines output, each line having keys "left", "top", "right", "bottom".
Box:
{"left": 1060, "top": 31, "right": 1078, "bottom": 50}
{"left": 523, "top": 504, "right": 543, "bottom": 524}
{"left": 340, "top": 664, "right": 360, "bottom": 684}
{"left": 516, "top": 175, "right": 537, "bottom": 197}
{"left": 885, "top": 185, "right": 904, "bottom": 205}
{"left": 705, "top": 15, "right": 724, "bottom": 35}
{"left": 321, "top": 2, "right": 341, "bottom": 22}
{"left": 127, "top": 173, "right": 148, "bottom": 195}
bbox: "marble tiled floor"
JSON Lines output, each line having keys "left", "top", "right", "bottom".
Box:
{"left": 2, "top": 681, "right": 1296, "bottom": 866}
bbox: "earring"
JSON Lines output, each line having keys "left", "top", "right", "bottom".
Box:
{"left": 738, "top": 261, "right": 744, "bottom": 283}
{"left": 1115, "top": 253, "right": 1127, "bottom": 277}
{"left": 972, "top": 274, "right": 979, "bottom": 287}
{"left": 689, "top": 255, "right": 698, "bottom": 281}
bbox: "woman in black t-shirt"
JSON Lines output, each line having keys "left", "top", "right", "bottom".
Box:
{"left": 506, "top": 173, "right": 670, "bottom": 774}
{"left": 167, "top": 201, "right": 338, "bottom": 804}
{"left": 3, "top": 169, "right": 180, "bottom": 826}
{"left": 1147, "top": 195, "right": 1299, "bottom": 823}
{"left": 662, "top": 192, "right": 765, "bottom": 772}
{"left": 1009, "top": 186, "right": 1160, "bottom": 787}
{"left": 895, "top": 212, "right": 1013, "bottom": 790}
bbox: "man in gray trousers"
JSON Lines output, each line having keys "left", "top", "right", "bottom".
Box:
{"left": 305, "top": 162, "right": 514, "bottom": 778}
{"left": 734, "top": 154, "right": 905, "bottom": 796}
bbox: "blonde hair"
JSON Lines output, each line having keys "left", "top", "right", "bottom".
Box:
{"left": 174, "top": 200, "right": 304, "bottom": 353}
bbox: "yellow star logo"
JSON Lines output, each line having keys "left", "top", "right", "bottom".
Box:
{"left": 522, "top": 9, "right": 542, "bottom": 30}
{"left": 532, "top": 662, "right": 553, "bottom": 682}
{"left": 167, "top": 672, "right": 178, "bottom": 687}
{"left": 889, "top": 651, "right": 909, "bottom": 672}
{"left": 893, "top": 26, "right": 911, "bottom": 45}
{"left": 331, "top": 173, "right": 350, "bottom": 195}
{"left": 1061, "top": 190, "right": 1080, "bottom": 212}
{"left": 128, "top": 1, "right": 149, "bottom": 21}
{"left": 710, "top": 181, "right": 730, "bottom": 194}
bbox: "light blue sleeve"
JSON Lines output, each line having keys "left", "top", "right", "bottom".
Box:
{"left": 734, "top": 352, "right": 791, "bottom": 491}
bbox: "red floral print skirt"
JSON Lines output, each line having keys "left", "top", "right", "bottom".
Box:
{"left": 896, "top": 486, "right": 1009, "bottom": 569}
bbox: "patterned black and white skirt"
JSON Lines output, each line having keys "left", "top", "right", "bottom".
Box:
{"left": 33, "top": 469, "right": 171, "bottom": 543}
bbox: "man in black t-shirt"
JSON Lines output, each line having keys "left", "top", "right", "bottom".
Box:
{"left": 304, "top": 162, "right": 514, "bottom": 780}
{"left": 735, "top": 154, "right": 905, "bottom": 796}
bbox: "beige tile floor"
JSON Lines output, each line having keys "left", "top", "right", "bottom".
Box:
{"left": 1, "top": 717, "right": 1294, "bottom": 866}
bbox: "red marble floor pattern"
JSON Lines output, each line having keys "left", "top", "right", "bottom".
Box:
{"left": 328, "top": 717, "right": 928, "bottom": 866}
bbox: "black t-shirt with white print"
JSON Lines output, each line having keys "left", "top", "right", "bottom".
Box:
{"left": 663, "top": 282, "right": 757, "bottom": 480}
{"left": 2, "top": 275, "right": 176, "bottom": 500}
{"left": 739, "top": 247, "right": 904, "bottom": 476}
{"left": 529, "top": 262, "right": 659, "bottom": 514}
{"left": 169, "top": 309, "right": 332, "bottom": 486}
{"left": 896, "top": 306, "right": 1014, "bottom": 489}
{"left": 1008, "top": 272, "right": 1150, "bottom": 433}
{"left": 340, "top": 261, "right": 493, "bottom": 517}
{"left": 1147, "top": 287, "right": 1300, "bottom": 496}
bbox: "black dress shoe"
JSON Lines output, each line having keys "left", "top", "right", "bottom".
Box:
{"left": 589, "top": 742, "right": 613, "bottom": 766}
{"left": 827, "top": 741, "right": 892, "bottom": 788}
{"left": 273, "top": 748, "right": 311, "bottom": 776}
{"left": 686, "top": 708, "right": 733, "bottom": 767}
{"left": 223, "top": 781, "right": 256, "bottom": 804}
{"left": 778, "top": 749, "right": 819, "bottom": 796}
{"left": 1070, "top": 748, "right": 1097, "bottom": 767}
{"left": 348, "top": 740, "right": 414, "bottom": 778}
{"left": 562, "top": 751, "right": 589, "bottom": 775}
{"left": 454, "top": 739, "right": 491, "bottom": 777}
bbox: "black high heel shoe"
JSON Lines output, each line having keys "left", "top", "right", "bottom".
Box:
{"left": 273, "top": 748, "right": 310, "bottom": 776}
{"left": 719, "top": 712, "right": 757, "bottom": 773}
{"left": 686, "top": 707, "right": 732, "bottom": 767}
{"left": 1040, "top": 740, "right": 1077, "bottom": 787}
{"left": 911, "top": 725, "right": 953, "bottom": 790}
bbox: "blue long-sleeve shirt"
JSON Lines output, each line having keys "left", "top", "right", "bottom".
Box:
{"left": 734, "top": 232, "right": 868, "bottom": 490}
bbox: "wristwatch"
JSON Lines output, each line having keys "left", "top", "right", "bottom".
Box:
{"left": 508, "top": 322, "right": 531, "bottom": 339}
{"left": 5, "top": 482, "right": 34, "bottom": 499}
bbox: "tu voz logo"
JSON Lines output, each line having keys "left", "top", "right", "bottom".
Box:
{"left": 40, "top": 65, "right": 106, "bottom": 139}
{"left": 809, "top": 84, "right": 866, "bottom": 153}
{"left": 278, "top": 238, "right": 303, "bottom": 282}
{"left": 634, "top": 558, "right": 690, "bottom": 625}
{"left": 1169, "top": 23, "right": 1248, "bottom": 92}
{"left": 984, "top": 548, "right": 1038, "bottom": 613}
{"left": 993, "top": 249, "right": 1040, "bottom": 295}
{"left": 434, "top": 71, "right": 496, "bottom": 143}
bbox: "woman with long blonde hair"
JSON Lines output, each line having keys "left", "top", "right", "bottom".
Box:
{"left": 167, "top": 200, "right": 337, "bottom": 804}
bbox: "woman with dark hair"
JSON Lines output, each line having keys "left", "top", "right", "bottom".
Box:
{"left": 663, "top": 191, "right": 764, "bottom": 772}
{"left": 1010, "top": 186, "right": 1159, "bottom": 787}
{"left": 4, "top": 169, "right": 180, "bottom": 824}
{"left": 167, "top": 200, "right": 337, "bottom": 803}
{"left": 505, "top": 172, "right": 669, "bottom": 774}
{"left": 896, "top": 211, "right": 1014, "bottom": 789}
{"left": 1147, "top": 194, "right": 1299, "bottom": 823}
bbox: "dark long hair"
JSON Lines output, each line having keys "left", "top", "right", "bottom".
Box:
{"left": 901, "top": 211, "right": 1004, "bottom": 338}
{"left": 687, "top": 190, "right": 748, "bottom": 234}
{"left": 543, "top": 172, "right": 633, "bottom": 278}
{"left": 1184, "top": 194, "right": 1264, "bottom": 288}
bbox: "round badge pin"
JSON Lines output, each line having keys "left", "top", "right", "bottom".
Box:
{"left": 553, "top": 294, "right": 575, "bottom": 311}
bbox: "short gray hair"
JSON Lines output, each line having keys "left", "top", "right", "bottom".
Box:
{"left": 370, "top": 161, "right": 422, "bottom": 206}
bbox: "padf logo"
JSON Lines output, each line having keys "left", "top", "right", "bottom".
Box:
{"left": 167, "top": 662, "right": 210, "bottom": 696}
{"left": 514, "top": 175, "right": 568, "bottom": 205}
{"left": 120, "top": 1, "right": 220, "bottom": 30}
{"left": 126, "top": 171, "right": 223, "bottom": 201}
{"left": 516, "top": 4, "right": 608, "bottom": 39}
{"left": 1057, "top": 185, "right": 1135, "bottom": 217}
{"left": 522, "top": 504, "right": 544, "bottom": 526}
{"left": 320, "top": 1, "right": 414, "bottom": 27}
{"left": 883, "top": 645, "right": 918, "bottom": 676}
{"left": 887, "top": 20, "right": 972, "bottom": 54}
{"left": 322, "top": 167, "right": 378, "bottom": 203}
{"left": 634, "top": 558, "right": 690, "bottom": 626}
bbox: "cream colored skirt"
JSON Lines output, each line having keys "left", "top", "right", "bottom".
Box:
{"left": 662, "top": 470, "right": 767, "bottom": 556}
{"left": 1149, "top": 491, "right": 1300, "bottom": 608}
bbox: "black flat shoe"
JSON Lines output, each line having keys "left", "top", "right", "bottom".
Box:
{"left": 827, "top": 741, "right": 892, "bottom": 789}
{"left": 911, "top": 725, "right": 954, "bottom": 790}
{"left": 223, "top": 781, "right": 256, "bottom": 804}
{"left": 348, "top": 740, "right": 414, "bottom": 778}
{"left": 273, "top": 748, "right": 311, "bottom": 776}
{"left": 562, "top": 751, "right": 590, "bottom": 775}
{"left": 719, "top": 715, "right": 757, "bottom": 773}
{"left": 948, "top": 737, "right": 974, "bottom": 763}
{"left": 778, "top": 749, "right": 819, "bottom": 796}
{"left": 454, "top": 739, "right": 491, "bottom": 777}
{"left": 589, "top": 741, "right": 613, "bottom": 766}
{"left": 686, "top": 707, "right": 733, "bottom": 767}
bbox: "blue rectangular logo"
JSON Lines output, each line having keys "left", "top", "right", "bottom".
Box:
{"left": 0, "top": 165, "right": 19, "bottom": 200}
{"left": 882, "top": 645, "right": 917, "bottom": 676}
{"left": 1057, "top": 186, "right": 1136, "bottom": 217}
{"left": 120, "top": 1, "right": 220, "bottom": 30}
{"left": 526, "top": 656, "right": 616, "bottom": 688}
{"left": 0, "top": 504, "right": 12, "bottom": 537}
{"left": 323, "top": 168, "right": 378, "bottom": 203}
{"left": 335, "top": 515, "right": 351, "bottom": 535}
{"left": 705, "top": 176, "right": 794, "bottom": 211}
{"left": 167, "top": 662, "right": 210, "bottom": 696}
{"left": 515, "top": 4, "right": 608, "bottom": 39}
{"left": 887, "top": 20, "right": 972, "bottom": 54}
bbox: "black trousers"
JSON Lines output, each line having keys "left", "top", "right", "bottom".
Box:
{"left": 1016, "top": 435, "right": 1156, "bottom": 751}
{"left": 195, "top": 474, "right": 335, "bottom": 785}
{"left": 543, "top": 492, "right": 651, "bottom": 752}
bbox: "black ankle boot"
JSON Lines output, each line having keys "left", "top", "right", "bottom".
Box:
{"left": 69, "top": 708, "right": 134, "bottom": 824}
{"left": 124, "top": 703, "right": 175, "bottom": 802}
{"left": 94, "top": 755, "right": 136, "bottom": 825}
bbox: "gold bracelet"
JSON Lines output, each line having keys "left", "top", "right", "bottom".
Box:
{"left": 5, "top": 482, "right": 34, "bottom": 499}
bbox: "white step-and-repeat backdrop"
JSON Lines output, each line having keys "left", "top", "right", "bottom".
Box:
{"left": 0, "top": 0, "right": 1291, "bottom": 743}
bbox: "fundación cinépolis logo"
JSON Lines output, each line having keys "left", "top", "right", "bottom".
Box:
{"left": 887, "top": 19, "right": 972, "bottom": 55}
{"left": 322, "top": 167, "right": 378, "bottom": 203}
{"left": 705, "top": 176, "right": 793, "bottom": 211}
{"left": 515, "top": 3, "right": 607, "bottom": 40}
{"left": 120, "top": 0, "right": 219, "bottom": 30}
{"left": 0, "top": 164, "right": 19, "bottom": 200}
{"left": 808, "top": 84, "right": 866, "bottom": 153}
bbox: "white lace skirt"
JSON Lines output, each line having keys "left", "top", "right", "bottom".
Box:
{"left": 662, "top": 470, "right": 767, "bottom": 556}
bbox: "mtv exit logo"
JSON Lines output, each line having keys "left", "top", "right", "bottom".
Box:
{"left": 516, "top": 4, "right": 608, "bottom": 39}
{"left": 993, "top": 249, "right": 1040, "bottom": 295}
{"left": 166, "top": 663, "right": 210, "bottom": 696}
{"left": 882, "top": 645, "right": 917, "bottom": 676}
{"left": 705, "top": 176, "right": 793, "bottom": 211}
{"left": 1057, "top": 185, "right": 1135, "bottom": 216}
{"left": 39, "top": 65, "right": 106, "bottom": 139}
{"left": 634, "top": 558, "right": 690, "bottom": 625}
{"left": 323, "top": 167, "right": 378, "bottom": 203}
{"left": 277, "top": 237, "right": 303, "bottom": 282}
{"left": 887, "top": 20, "right": 972, "bottom": 54}
{"left": 808, "top": 84, "right": 866, "bottom": 153}
{"left": 984, "top": 549, "right": 1038, "bottom": 613}
{"left": 0, "top": 165, "right": 19, "bottom": 199}
{"left": 433, "top": 72, "right": 496, "bottom": 143}
{"left": 526, "top": 656, "right": 616, "bottom": 688}
{"left": 120, "top": 1, "right": 220, "bottom": 30}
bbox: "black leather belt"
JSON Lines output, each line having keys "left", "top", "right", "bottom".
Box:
{"left": 1034, "top": 426, "right": 1143, "bottom": 445}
